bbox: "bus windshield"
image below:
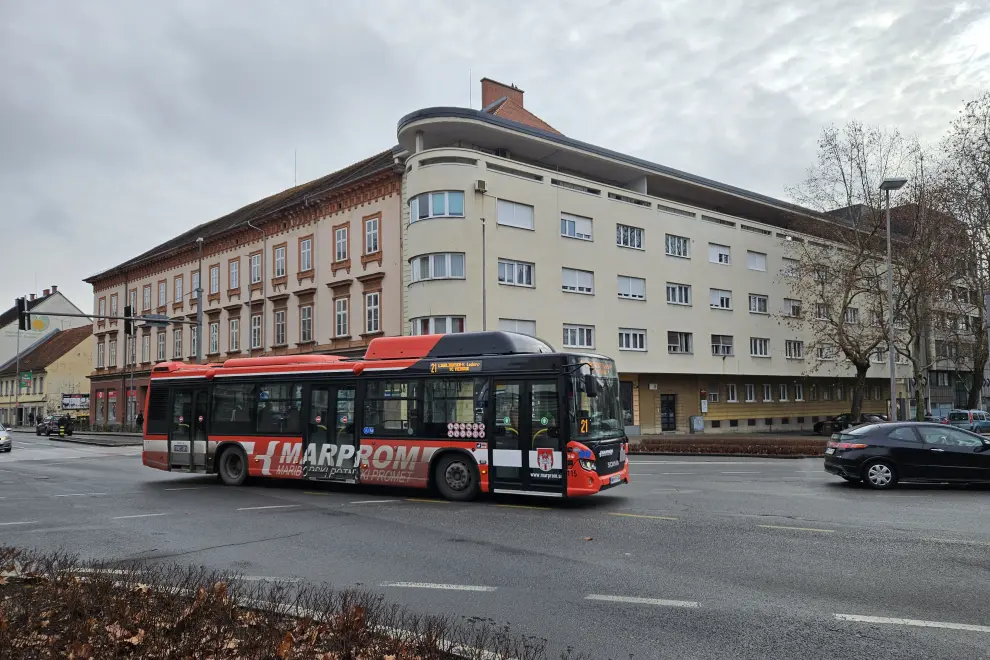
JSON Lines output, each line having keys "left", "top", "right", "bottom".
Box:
{"left": 569, "top": 358, "right": 624, "bottom": 443}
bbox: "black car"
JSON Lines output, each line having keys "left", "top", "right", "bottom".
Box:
{"left": 824, "top": 422, "right": 990, "bottom": 489}
{"left": 813, "top": 413, "right": 887, "bottom": 436}
{"left": 35, "top": 415, "right": 74, "bottom": 436}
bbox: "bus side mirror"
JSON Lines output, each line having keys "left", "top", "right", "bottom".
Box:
{"left": 584, "top": 374, "right": 599, "bottom": 398}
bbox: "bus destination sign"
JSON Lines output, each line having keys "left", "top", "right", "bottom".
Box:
{"left": 429, "top": 360, "right": 482, "bottom": 374}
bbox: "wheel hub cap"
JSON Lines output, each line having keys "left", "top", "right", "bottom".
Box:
{"left": 868, "top": 464, "right": 891, "bottom": 486}
{"left": 445, "top": 462, "right": 469, "bottom": 491}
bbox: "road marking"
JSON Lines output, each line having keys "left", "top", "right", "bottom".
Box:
{"left": 380, "top": 582, "right": 497, "bottom": 592}
{"left": 406, "top": 498, "right": 450, "bottom": 504}
{"left": 74, "top": 568, "right": 133, "bottom": 575}
{"left": 721, "top": 471, "right": 761, "bottom": 474}
{"left": 239, "top": 575, "right": 302, "bottom": 583}
{"left": 661, "top": 472, "right": 696, "bottom": 475}
{"left": 165, "top": 487, "right": 205, "bottom": 491}
{"left": 758, "top": 524, "right": 835, "bottom": 533}
{"left": 609, "top": 512, "right": 678, "bottom": 521}
{"left": 834, "top": 613, "right": 990, "bottom": 633}
{"left": 236, "top": 505, "right": 300, "bottom": 511}
{"left": 496, "top": 503, "right": 551, "bottom": 510}
{"left": 585, "top": 594, "right": 700, "bottom": 608}
{"left": 304, "top": 491, "right": 330, "bottom": 496}
{"left": 113, "top": 513, "right": 169, "bottom": 520}
{"left": 54, "top": 492, "right": 107, "bottom": 497}
{"left": 350, "top": 499, "right": 399, "bottom": 505}
{"left": 0, "top": 520, "right": 39, "bottom": 526}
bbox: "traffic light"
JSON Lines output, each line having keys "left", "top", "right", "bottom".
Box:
{"left": 123, "top": 305, "right": 133, "bottom": 335}
{"left": 16, "top": 297, "right": 29, "bottom": 331}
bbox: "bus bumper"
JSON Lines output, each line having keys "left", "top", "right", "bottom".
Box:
{"left": 568, "top": 460, "right": 630, "bottom": 497}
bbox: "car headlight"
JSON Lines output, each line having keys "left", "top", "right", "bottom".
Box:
{"left": 579, "top": 458, "right": 596, "bottom": 471}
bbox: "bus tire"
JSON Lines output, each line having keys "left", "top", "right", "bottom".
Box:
{"left": 218, "top": 446, "right": 248, "bottom": 487}
{"left": 434, "top": 453, "right": 479, "bottom": 502}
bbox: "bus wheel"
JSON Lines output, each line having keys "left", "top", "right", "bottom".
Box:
{"left": 218, "top": 446, "right": 248, "bottom": 486}
{"left": 435, "top": 453, "right": 479, "bottom": 502}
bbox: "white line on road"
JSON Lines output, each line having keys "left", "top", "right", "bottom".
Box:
{"left": 834, "top": 613, "right": 990, "bottom": 633}
{"left": 380, "top": 582, "right": 497, "bottom": 592}
{"left": 720, "top": 471, "right": 761, "bottom": 474}
{"left": 239, "top": 576, "right": 302, "bottom": 583}
{"left": 629, "top": 460, "right": 782, "bottom": 465}
{"left": 758, "top": 524, "right": 835, "bottom": 533}
{"left": 585, "top": 594, "right": 700, "bottom": 608}
{"left": 661, "top": 472, "right": 696, "bottom": 475}
{"left": 236, "top": 504, "right": 300, "bottom": 511}
{"left": 0, "top": 520, "right": 39, "bottom": 526}
{"left": 349, "top": 499, "right": 399, "bottom": 505}
{"left": 165, "top": 487, "right": 205, "bottom": 491}
{"left": 53, "top": 492, "right": 107, "bottom": 497}
{"left": 112, "top": 513, "right": 170, "bottom": 520}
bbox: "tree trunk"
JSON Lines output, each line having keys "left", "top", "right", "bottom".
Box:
{"left": 968, "top": 324, "right": 988, "bottom": 410}
{"left": 851, "top": 361, "right": 869, "bottom": 418}
{"left": 912, "top": 363, "right": 927, "bottom": 421}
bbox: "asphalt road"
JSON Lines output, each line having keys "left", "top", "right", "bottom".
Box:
{"left": 3, "top": 431, "right": 990, "bottom": 660}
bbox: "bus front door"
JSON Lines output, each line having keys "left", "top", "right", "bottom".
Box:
{"left": 169, "top": 387, "right": 209, "bottom": 472}
{"left": 304, "top": 382, "right": 358, "bottom": 482}
{"left": 491, "top": 379, "right": 564, "bottom": 496}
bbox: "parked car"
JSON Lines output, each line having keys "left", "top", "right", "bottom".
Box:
{"left": 824, "top": 422, "right": 990, "bottom": 489}
{"left": 923, "top": 414, "right": 948, "bottom": 424}
{"left": 945, "top": 409, "right": 990, "bottom": 433}
{"left": 813, "top": 413, "right": 887, "bottom": 436}
{"left": 0, "top": 423, "right": 10, "bottom": 452}
{"left": 36, "top": 415, "right": 74, "bottom": 436}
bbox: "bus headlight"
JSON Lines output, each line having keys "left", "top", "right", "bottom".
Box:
{"left": 579, "top": 458, "right": 596, "bottom": 471}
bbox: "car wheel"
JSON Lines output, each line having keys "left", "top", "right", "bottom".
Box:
{"left": 217, "top": 446, "right": 248, "bottom": 486}
{"left": 862, "top": 460, "right": 897, "bottom": 490}
{"left": 36, "top": 429, "right": 40, "bottom": 436}
{"left": 434, "top": 453, "right": 480, "bottom": 502}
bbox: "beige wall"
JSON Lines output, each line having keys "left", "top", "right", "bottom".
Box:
{"left": 0, "top": 338, "right": 91, "bottom": 421}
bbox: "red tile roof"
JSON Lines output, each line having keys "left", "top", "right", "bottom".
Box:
{"left": 485, "top": 97, "right": 562, "bottom": 135}
{"left": 0, "top": 326, "right": 92, "bottom": 376}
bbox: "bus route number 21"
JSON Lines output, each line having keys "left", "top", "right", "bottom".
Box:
{"left": 579, "top": 419, "right": 589, "bottom": 434}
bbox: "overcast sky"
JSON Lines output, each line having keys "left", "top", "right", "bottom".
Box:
{"left": 1, "top": 0, "right": 988, "bottom": 312}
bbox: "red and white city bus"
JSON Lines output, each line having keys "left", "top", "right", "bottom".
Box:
{"left": 141, "top": 331, "right": 629, "bottom": 500}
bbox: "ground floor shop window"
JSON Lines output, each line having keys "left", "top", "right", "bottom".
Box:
{"left": 620, "top": 381, "right": 634, "bottom": 427}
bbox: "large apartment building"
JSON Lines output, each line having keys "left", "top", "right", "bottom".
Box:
{"left": 85, "top": 77, "right": 912, "bottom": 433}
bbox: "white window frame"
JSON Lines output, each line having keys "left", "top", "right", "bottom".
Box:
{"left": 300, "top": 305, "right": 313, "bottom": 343}
{"left": 783, "top": 298, "right": 802, "bottom": 317}
{"left": 143, "top": 285, "right": 151, "bottom": 311}
{"left": 274, "top": 246, "right": 286, "bottom": 278}
{"left": 616, "top": 224, "right": 644, "bottom": 249}
{"left": 411, "top": 191, "right": 466, "bottom": 221}
{"left": 230, "top": 260, "right": 239, "bottom": 290}
{"left": 108, "top": 339, "right": 117, "bottom": 367}
{"left": 173, "top": 329, "right": 182, "bottom": 359}
{"left": 562, "top": 324, "right": 595, "bottom": 349}
{"left": 110, "top": 294, "right": 118, "bottom": 317}
{"left": 411, "top": 316, "right": 466, "bottom": 335}
{"left": 779, "top": 384, "right": 788, "bottom": 402}
{"left": 210, "top": 265, "right": 219, "bottom": 295}
{"left": 844, "top": 307, "right": 859, "bottom": 324}
{"left": 618, "top": 328, "right": 646, "bottom": 351}
{"left": 98, "top": 298, "right": 106, "bottom": 319}
{"left": 157, "top": 332, "right": 166, "bottom": 361}
{"left": 365, "top": 292, "right": 380, "bottom": 334}
{"left": 189, "top": 329, "right": 197, "bottom": 358}
{"left": 617, "top": 275, "right": 646, "bottom": 300}
{"left": 250, "top": 314, "right": 262, "bottom": 349}
{"left": 274, "top": 310, "right": 286, "bottom": 346}
{"left": 666, "top": 283, "right": 691, "bottom": 306}
{"left": 744, "top": 384, "right": 756, "bottom": 403}
{"left": 665, "top": 234, "right": 690, "bottom": 258}
{"left": 365, "top": 217, "right": 379, "bottom": 254}
{"left": 748, "top": 294, "right": 769, "bottom": 314}
{"left": 158, "top": 282, "right": 166, "bottom": 307}
{"left": 708, "top": 389, "right": 720, "bottom": 403}
{"left": 709, "top": 243, "right": 731, "bottom": 265}
{"left": 498, "top": 318, "right": 536, "bottom": 336}
{"left": 229, "top": 318, "right": 240, "bottom": 352}
{"left": 301, "top": 238, "right": 313, "bottom": 271}
{"left": 411, "top": 253, "right": 467, "bottom": 282}
{"left": 335, "top": 227, "right": 348, "bottom": 262}
{"left": 711, "top": 334, "right": 734, "bottom": 356}
{"left": 763, "top": 384, "right": 773, "bottom": 402}
{"left": 141, "top": 334, "right": 150, "bottom": 363}
{"left": 782, "top": 258, "right": 798, "bottom": 277}
{"left": 750, "top": 337, "right": 770, "bottom": 357}
{"left": 496, "top": 198, "right": 535, "bottom": 230}
{"left": 794, "top": 383, "right": 805, "bottom": 401}
{"left": 250, "top": 254, "right": 262, "bottom": 284}
{"left": 335, "top": 298, "right": 349, "bottom": 337}
{"left": 209, "top": 322, "right": 219, "bottom": 354}
{"left": 497, "top": 259, "right": 534, "bottom": 287}
{"left": 815, "top": 302, "right": 828, "bottom": 319}
{"left": 785, "top": 340, "right": 804, "bottom": 359}
{"left": 727, "top": 383, "right": 738, "bottom": 403}
{"left": 667, "top": 331, "right": 693, "bottom": 354}
{"left": 560, "top": 212, "right": 593, "bottom": 241}
{"left": 97, "top": 342, "right": 105, "bottom": 368}
{"left": 817, "top": 344, "right": 838, "bottom": 361}
{"left": 710, "top": 288, "right": 732, "bottom": 310}
{"left": 562, "top": 267, "right": 595, "bottom": 294}
{"left": 175, "top": 276, "right": 183, "bottom": 303}
{"left": 747, "top": 250, "right": 767, "bottom": 271}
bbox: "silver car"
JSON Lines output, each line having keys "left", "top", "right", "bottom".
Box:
{"left": 0, "top": 423, "right": 10, "bottom": 452}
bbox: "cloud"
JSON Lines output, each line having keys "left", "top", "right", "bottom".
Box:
{"left": 0, "top": 0, "right": 987, "bottom": 311}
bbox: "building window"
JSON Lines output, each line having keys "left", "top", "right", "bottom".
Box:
{"left": 618, "top": 328, "right": 646, "bottom": 351}
{"left": 411, "top": 191, "right": 466, "bottom": 221}
{"left": 175, "top": 276, "right": 183, "bottom": 303}
{"left": 274, "top": 310, "right": 286, "bottom": 345}
{"left": 748, "top": 294, "right": 769, "bottom": 314}
{"left": 335, "top": 226, "right": 348, "bottom": 262}
{"left": 335, "top": 298, "right": 348, "bottom": 337}
{"left": 794, "top": 383, "right": 804, "bottom": 401}
{"left": 708, "top": 389, "right": 719, "bottom": 403}
{"left": 191, "top": 272, "right": 200, "bottom": 299}
{"left": 173, "top": 329, "right": 182, "bottom": 358}
{"left": 300, "top": 305, "right": 313, "bottom": 343}
{"left": 142, "top": 334, "right": 150, "bottom": 363}
{"left": 836, "top": 384, "right": 845, "bottom": 401}
{"left": 872, "top": 385, "right": 881, "bottom": 400}
{"left": 251, "top": 314, "right": 262, "bottom": 349}
{"left": 666, "top": 282, "right": 691, "bottom": 305}
{"left": 709, "top": 243, "right": 731, "bottom": 265}
{"left": 779, "top": 384, "right": 788, "bottom": 401}
{"left": 785, "top": 340, "right": 804, "bottom": 359}
{"left": 250, "top": 254, "right": 261, "bottom": 284}
{"left": 274, "top": 245, "right": 286, "bottom": 278}
{"left": 209, "top": 322, "right": 219, "bottom": 354}
{"left": 157, "top": 332, "right": 166, "bottom": 361}
{"left": 745, "top": 384, "right": 756, "bottom": 402}
{"left": 365, "top": 292, "right": 380, "bottom": 333}
{"left": 727, "top": 384, "right": 738, "bottom": 402}
{"left": 711, "top": 334, "right": 733, "bottom": 356}
{"left": 560, "top": 212, "right": 593, "bottom": 240}
{"left": 364, "top": 217, "right": 379, "bottom": 254}
{"left": 129, "top": 289, "right": 137, "bottom": 312}
{"left": 142, "top": 285, "right": 151, "bottom": 311}
{"left": 817, "top": 344, "right": 838, "bottom": 360}
{"left": 210, "top": 265, "right": 219, "bottom": 295}
{"left": 563, "top": 324, "right": 595, "bottom": 349}
{"left": 411, "top": 253, "right": 466, "bottom": 282}
{"left": 498, "top": 259, "right": 534, "bottom": 287}
{"left": 562, "top": 268, "right": 594, "bottom": 294}
{"left": 229, "top": 318, "right": 240, "bottom": 352}
{"left": 98, "top": 297, "right": 106, "bottom": 319}
{"left": 108, "top": 339, "right": 117, "bottom": 367}
{"left": 229, "top": 259, "right": 239, "bottom": 290}
{"left": 616, "top": 224, "right": 644, "bottom": 249}
{"left": 763, "top": 384, "right": 773, "bottom": 402}
{"left": 498, "top": 318, "right": 536, "bottom": 336}
{"left": 300, "top": 237, "right": 313, "bottom": 271}
{"left": 782, "top": 257, "right": 798, "bottom": 277}
{"left": 496, "top": 199, "right": 535, "bottom": 230}
{"left": 667, "top": 331, "right": 693, "bottom": 354}
{"left": 710, "top": 288, "right": 732, "bottom": 310}
{"left": 844, "top": 307, "right": 859, "bottom": 324}
{"left": 158, "top": 282, "right": 166, "bottom": 307}
{"left": 750, "top": 337, "right": 770, "bottom": 357}
{"left": 110, "top": 294, "right": 118, "bottom": 318}
{"left": 412, "top": 316, "right": 465, "bottom": 335}
{"left": 747, "top": 250, "right": 767, "bottom": 271}
{"left": 617, "top": 275, "right": 646, "bottom": 300}
{"left": 190, "top": 328, "right": 197, "bottom": 358}
{"left": 97, "top": 342, "right": 105, "bottom": 368}
{"left": 934, "top": 371, "right": 950, "bottom": 387}
{"left": 815, "top": 302, "right": 828, "bottom": 319}
{"left": 665, "top": 234, "right": 690, "bottom": 258}
{"left": 822, "top": 386, "right": 831, "bottom": 401}
{"left": 783, "top": 298, "right": 802, "bottom": 317}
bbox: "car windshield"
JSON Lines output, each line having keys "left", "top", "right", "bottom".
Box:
{"left": 948, "top": 412, "right": 969, "bottom": 421}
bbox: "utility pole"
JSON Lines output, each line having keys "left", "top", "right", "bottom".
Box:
{"left": 14, "top": 323, "right": 20, "bottom": 427}
{"left": 196, "top": 237, "right": 204, "bottom": 364}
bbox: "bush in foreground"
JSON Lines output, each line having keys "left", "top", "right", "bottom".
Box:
{"left": 0, "top": 546, "right": 582, "bottom": 660}
{"left": 632, "top": 436, "right": 826, "bottom": 456}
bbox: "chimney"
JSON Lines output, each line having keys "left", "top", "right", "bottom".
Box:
{"left": 51, "top": 285, "right": 57, "bottom": 293}
{"left": 43, "top": 288, "right": 50, "bottom": 297}
{"left": 29, "top": 293, "right": 35, "bottom": 301}
{"left": 481, "top": 78, "right": 524, "bottom": 109}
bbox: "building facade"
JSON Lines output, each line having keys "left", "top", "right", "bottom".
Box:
{"left": 0, "top": 287, "right": 90, "bottom": 370}
{"left": 84, "top": 150, "right": 404, "bottom": 427}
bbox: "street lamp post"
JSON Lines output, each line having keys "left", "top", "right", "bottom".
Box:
{"left": 880, "top": 177, "right": 908, "bottom": 420}
{"left": 196, "top": 237, "right": 204, "bottom": 364}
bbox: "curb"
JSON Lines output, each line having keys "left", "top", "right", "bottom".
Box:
{"left": 55, "top": 436, "right": 142, "bottom": 448}
{"left": 628, "top": 451, "right": 821, "bottom": 459}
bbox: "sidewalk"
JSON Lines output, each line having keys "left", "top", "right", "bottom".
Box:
{"left": 10, "top": 428, "right": 142, "bottom": 448}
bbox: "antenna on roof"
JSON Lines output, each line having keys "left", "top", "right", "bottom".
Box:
{"left": 294, "top": 149, "right": 297, "bottom": 186}
{"left": 469, "top": 68, "right": 472, "bottom": 107}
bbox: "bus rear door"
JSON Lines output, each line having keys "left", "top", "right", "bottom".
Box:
{"left": 169, "top": 387, "right": 209, "bottom": 472}
{"left": 304, "top": 381, "right": 358, "bottom": 482}
{"left": 490, "top": 379, "right": 565, "bottom": 496}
